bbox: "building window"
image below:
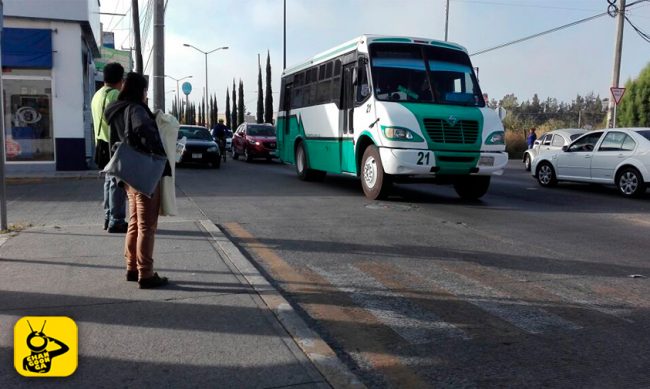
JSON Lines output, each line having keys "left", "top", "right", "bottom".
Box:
{"left": 3, "top": 76, "right": 54, "bottom": 162}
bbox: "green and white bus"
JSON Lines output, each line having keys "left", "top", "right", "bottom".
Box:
{"left": 277, "top": 35, "right": 507, "bottom": 200}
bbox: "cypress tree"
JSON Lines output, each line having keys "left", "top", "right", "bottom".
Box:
{"left": 264, "top": 50, "right": 274, "bottom": 124}
{"left": 238, "top": 79, "right": 245, "bottom": 125}
{"left": 232, "top": 79, "right": 238, "bottom": 129}
{"left": 256, "top": 55, "right": 264, "bottom": 123}
{"left": 225, "top": 88, "right": 231, "bottom": 129}
{"left": 213, "top": 94, "right": 219, "bottom": 126}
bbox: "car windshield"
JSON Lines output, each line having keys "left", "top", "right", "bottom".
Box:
{"left": 178, "top": 127, "right": 212, "bottom": 140}
{"left": 636, "top": 130, "right": 650, "bottom": 141}
{"left": 570, "top": 134, "right": 583, "bottom": 141}
{"left": 247, "top": 126, "right": 275, "bottom": 136}
{"left": 370, "top": 43, "right": 483, "bottom": 106}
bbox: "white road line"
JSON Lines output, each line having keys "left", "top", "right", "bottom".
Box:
{"left": 404, "top": 265, "right": 582, "bottom": 334}
{"left": 310, "top": 264, "right": 470, "bottom": 344}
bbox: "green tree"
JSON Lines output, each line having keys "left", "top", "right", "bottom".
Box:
{"left": 256, "top": 55, "right": 264, "bottom": 123}
{"left": 618, "top": 63, "right": 650, "bottom": 127}
{"left": 264, "top": 51, "right": 274, "bottom": 124}
{"left": 238, "top": 79, "right": 245, "bottom": 125}
{"left": 212, "top": 94, "right": 218, "bottom": 127}
{"left": 225, "top": 88, "right": 231, "bottom": 129}
{"left": 231, "top": 79, "right": 238, "bottom": 129}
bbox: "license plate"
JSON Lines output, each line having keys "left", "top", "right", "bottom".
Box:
{"left": 479, "top": 156, "right": 494, "bottom": 166}
{"left": 192, "top": 153, "right": 202, "bottom": 159}
{"left": 269, "top": 150, "right": 277, "bottom": 156}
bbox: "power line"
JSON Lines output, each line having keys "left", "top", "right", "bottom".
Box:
{"left": 625, "top": 15, "right": 650, "bottom": 42}
{"left": 470, "top": 0, "right": 650, "bottom": 56}
{"left": 452, "top": 0, "right": 601, "bottom": 12}
{"left": 470, "top": 11, "right": 609, "bottom": 56}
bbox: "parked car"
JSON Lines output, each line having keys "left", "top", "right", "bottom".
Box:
{"left": 523, "top": 128, "right": 586, "bottom": 171}
{"left": 232, "top": 123, "right": 277, "bottom": 162}
{"left": 177, "top": 125, "right": 221, "bottom": 168}
{"left": 531, "top": 128, "right": 650, "bottom": 197}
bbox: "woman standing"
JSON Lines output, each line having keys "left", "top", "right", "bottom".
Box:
{"left": 105, "top": 72, "right": 171, "bottom": 289}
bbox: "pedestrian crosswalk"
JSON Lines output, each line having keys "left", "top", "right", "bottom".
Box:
{"left": 224, "top": 222, "right": 648, "bottom": 387}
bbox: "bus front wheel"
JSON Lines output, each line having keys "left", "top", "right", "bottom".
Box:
{"left": 295, "top": 142, "right": 326, "bottom": 181}
{"left": 361, "top": 145, "right": 392, "bottom": 200}
{"left": 453, "top": 176, "right": 491, "bottom": 200}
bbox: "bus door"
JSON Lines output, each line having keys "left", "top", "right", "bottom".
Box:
{"left": 281, "top": 82, "right": 293, "bottom": 163}
{"left": 340, "top": 64, "right": 356, "bottom": 172}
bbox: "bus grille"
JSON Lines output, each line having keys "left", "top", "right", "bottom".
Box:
{"left": 423, "top": 119, "right": 479, "bottom": 144}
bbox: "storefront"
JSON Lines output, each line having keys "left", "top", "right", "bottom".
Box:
{"left": 3, "top": 0, "right": 100, "bottom": 172}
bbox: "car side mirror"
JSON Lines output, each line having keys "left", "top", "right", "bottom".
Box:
{"left": 562, "top": 145, "right": 568, "bottom": 152}
{"left": 534, "top": 140, "right": 541, "bottom": 145}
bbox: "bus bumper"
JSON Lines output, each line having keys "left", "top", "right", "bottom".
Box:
{"left": 379, "top": 148, "right": 508, "bottom": 176}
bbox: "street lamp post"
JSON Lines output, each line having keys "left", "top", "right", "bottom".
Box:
{"left": 165, "top": 74, "right": 192, "bottom": 108}
{"left": 183, "top": 44, "right": 228, "bottom": 128}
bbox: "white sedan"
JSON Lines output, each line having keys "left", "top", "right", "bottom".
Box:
{"left": 523, "top": 128, "right": 586, "bottom": 171}
{"left": 531, "top": 128, "right": 650, "bottom": 198}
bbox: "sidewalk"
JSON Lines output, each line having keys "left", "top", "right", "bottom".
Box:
{"left": 0, "top": 176, "right": 337, "bottom": 388}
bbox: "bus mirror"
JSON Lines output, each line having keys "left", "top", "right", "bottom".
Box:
{"left": 497, "top": 107, "right": 507, "bottom": 121}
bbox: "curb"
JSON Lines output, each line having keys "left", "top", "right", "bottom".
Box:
{"left": 199, "top": 220, "right": 365, "bottom": 389}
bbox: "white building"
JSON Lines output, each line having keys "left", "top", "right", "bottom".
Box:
{"left": 3, "top": 0, "right": 101, "bottom": 172}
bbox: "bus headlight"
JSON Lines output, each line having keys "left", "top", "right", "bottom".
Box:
{"left": 382, "top": 126, "right": 423, "bottom": 142}
{"left": 485, "top": 131, "right": 505, "bottom": 145}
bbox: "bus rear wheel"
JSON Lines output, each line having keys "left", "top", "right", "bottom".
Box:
{"left": 453, "top": 176, "right": 491, "bottom": 200}
{"left": 361, "top": 145, "right": 392, "bottom": 200}
{"left": 295, "top": 142, "right": 326, "bottom": 181}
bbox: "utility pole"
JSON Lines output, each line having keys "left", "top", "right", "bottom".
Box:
{"left": 132, "top": 0, "right": 143, "bottom": 74}
{"left": 444, "top": 0, "right": 450, "bottom": 41}
{"left": 283, "top": 0, "right": 286, "bottom": 69}
{"left": 153, "top": 0, "right": 165, "bottom": 111}
{"left": 607, "top": 0, "right": 626, "bottom": 128}
{"left": 0, "top": 0, "right": 7, "bottom": 231}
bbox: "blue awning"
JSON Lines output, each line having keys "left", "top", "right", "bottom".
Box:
{"left": 2, "top": 28, "right": 53, "bottom": 68}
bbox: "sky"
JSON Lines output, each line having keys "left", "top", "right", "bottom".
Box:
{"left": 99, "top": 0, "right": 650, "bottom": 114}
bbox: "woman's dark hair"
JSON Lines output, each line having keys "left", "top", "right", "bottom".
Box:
{"left": 118, "top": 72, "right": 149, "bottom": 103}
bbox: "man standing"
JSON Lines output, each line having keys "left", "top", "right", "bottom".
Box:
{"left": 92, "top": 63, "right": 127, "bottom": 233}
{"left": 527, "top": 128, "right": 537, "bottom": 150}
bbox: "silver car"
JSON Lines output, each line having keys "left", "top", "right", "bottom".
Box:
{"left": 523, "top": 128, "right": 587, "bottom": 171}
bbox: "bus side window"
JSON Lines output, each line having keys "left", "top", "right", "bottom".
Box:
{"left": 331, "top": 75, "right": 341, "bottom": 106}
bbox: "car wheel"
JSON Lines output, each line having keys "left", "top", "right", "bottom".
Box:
{"left": 523, "top": 154, "right": 531, "bottom": 172}
{"left": 295, "top": 142, "right": 326, "bottom": 181}
{"left": 536, "top": 162, "right": 557, "bottom": 187}
{"left": 453, "top": 176, "right": 491, "bottom": 200}
{"left": 616, "top": 167, "right": 645, "bottom": 198}
{"left": 360, "top": 145, "right": 391, "bottom": 200}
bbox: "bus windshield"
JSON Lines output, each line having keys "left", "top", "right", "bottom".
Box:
{"left": 369, "top": 43, "right": 484, "bottom": 107}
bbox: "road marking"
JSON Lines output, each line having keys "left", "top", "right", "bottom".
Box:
{"left": 310, "top": 264, "right": 469, "bottom": 344}
{"left": 402, "top": 262, "right": 582, "bottom": 334}
{"left": 357, "top": 261, "right": 525, "bottom": 340}
{"left": 223, "top": 222, "right": 429, "bottom": 389}
{"left": 213, "top": 222, "right": 364, "bottom": 389}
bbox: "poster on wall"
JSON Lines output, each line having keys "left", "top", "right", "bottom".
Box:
{"left": 3, "top": 79, "right": 54, "bottom": 162}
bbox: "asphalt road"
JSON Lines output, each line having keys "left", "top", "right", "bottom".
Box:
{"left": 177, "top": 157, "right": 650, "bottom": 388}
